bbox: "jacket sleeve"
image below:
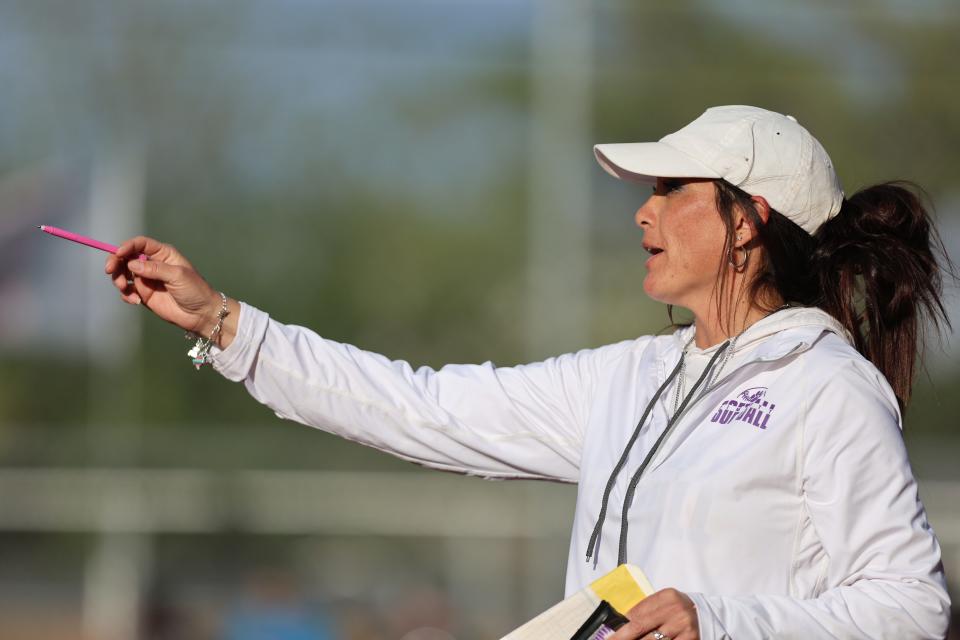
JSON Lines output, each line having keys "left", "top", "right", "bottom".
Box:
{"left": 689, "top": 359, "right": 950, "bottom": 639}
{"left": 211, "top": 302, "right": 635, "bottom": 482}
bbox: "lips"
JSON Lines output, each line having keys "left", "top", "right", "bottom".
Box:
{"left": 643, "top": 243, "right": 664, "bottom": 267}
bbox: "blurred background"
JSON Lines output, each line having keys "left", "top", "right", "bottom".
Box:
{"left": 0, "top": 0, "right": 958, "bottom": 638}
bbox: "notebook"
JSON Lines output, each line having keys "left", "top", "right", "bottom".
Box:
{"left": 500, "top": 564, "right": 654, "bottom": 640}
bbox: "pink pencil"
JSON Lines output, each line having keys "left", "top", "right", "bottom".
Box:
{"left": 38, "top": 225, "right": 146, "bottom": 260}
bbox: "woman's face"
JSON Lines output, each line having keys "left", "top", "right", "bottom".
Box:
{"left": 635, "top": 177, "right": 729, "bottom": 310}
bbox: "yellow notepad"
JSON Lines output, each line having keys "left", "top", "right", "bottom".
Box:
{"left": 500, "top": 565, "right": 654, "bottom": 640}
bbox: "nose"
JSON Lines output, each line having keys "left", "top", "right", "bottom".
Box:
{"left": 634, "top": 194, "right": 657, "bottom": 228}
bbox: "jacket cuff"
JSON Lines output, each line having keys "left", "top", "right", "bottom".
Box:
{"left": 687, "top": 592, "right": 722, "bottom": 640}
{"left": 211, "top": 301, "right": 270, "bottom": 381}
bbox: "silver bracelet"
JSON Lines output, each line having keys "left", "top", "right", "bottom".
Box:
{"left": 185, "top": 292, "right": 229, "bottom": 370}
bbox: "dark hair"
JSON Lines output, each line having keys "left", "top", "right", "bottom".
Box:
{"left": 713, "top": 179, "right": 954, "bottom": 411}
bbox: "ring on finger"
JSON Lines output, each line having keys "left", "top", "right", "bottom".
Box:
{"left": 652, "top": 632, "right": 669, "bottom": 640}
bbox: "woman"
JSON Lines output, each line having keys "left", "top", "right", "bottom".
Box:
{"left": 105, "top": 106, "right": 952, "bottom": 639}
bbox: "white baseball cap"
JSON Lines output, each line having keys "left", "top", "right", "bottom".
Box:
{"left": 594, "top": 105, "right": 844, "bottom": 235}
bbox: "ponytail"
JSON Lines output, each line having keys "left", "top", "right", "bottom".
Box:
{"left": 812, "top": 182, "right": 952, "bottom": 409}
{"left": 714, "top": 179, "right": 954, "bottom": 411}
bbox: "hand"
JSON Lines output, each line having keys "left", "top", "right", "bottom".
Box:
{"left": 609, "top": 588, "right": 699, "bottom": 640}
{"left": 104, "top": 235, "right": 239, "bottom": 346}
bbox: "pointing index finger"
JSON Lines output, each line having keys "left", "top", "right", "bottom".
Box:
{"left": 115, "top": 235, "right": 191, "bottom": 268}
{"left": 115, "top": 235, "right": 164, "bottom": 259}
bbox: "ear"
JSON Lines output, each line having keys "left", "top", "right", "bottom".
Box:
{"left": 750, "top": 195, "right": 772, "bottom": 224}
{"left": 733, "top": 195, "right": 771, "bottom": 247}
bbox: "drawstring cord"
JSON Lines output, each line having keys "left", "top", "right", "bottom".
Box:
{"left": 616, "top": 342, "right": 728, "bottom": 564}
{"left": 584, "top": 356, "right": 684, "bottom": 564}
{"left": 585, "top": 340, "right": 731, "bottom": 565}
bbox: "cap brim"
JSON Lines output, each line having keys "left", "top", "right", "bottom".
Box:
{"left": 593, "top": 142, "right": 721, "bottom": 183}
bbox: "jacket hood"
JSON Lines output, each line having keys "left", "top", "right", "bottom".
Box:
{"left": 673, "top": 306, "right": 853, "bottom": 357}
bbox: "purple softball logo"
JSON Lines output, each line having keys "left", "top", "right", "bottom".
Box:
{"left": 710, "top": 386, "right": 776, "bottom": 429}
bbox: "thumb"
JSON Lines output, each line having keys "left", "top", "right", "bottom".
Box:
{"left": 128, "top": 257, "right": 180, "bottom": 283}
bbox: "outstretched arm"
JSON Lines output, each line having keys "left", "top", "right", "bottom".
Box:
{"left": 210, "top": 301, "right": 635, "bottom": 481}
{"left": 105, "top": 236, "right": 634, "bottom": 481}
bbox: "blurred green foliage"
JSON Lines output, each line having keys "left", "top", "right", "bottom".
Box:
{"left": 0, "top": 0, "right": 958, "bottom": 471}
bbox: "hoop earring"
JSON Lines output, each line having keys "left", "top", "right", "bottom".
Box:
{"left": 729, "top": 245, "right": 749, "bottom": 271}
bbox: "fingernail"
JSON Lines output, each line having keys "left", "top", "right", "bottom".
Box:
{"left": 128, "top": 260, "right": 143, "bottom": 272}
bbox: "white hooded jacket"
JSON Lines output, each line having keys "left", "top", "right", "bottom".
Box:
{"left": 212, "top": 303, "right": 950, "bottom": 639}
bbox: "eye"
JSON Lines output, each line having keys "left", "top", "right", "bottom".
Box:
{"left": 656, "top": 178, "right": 683, "bottom": 195}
